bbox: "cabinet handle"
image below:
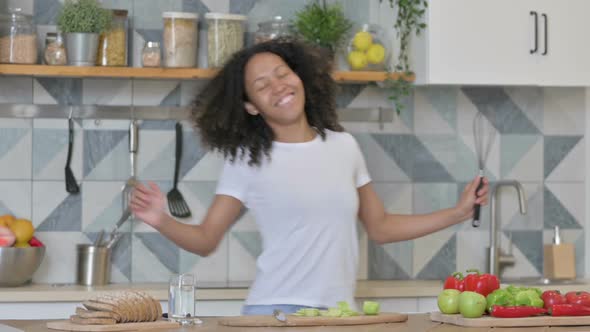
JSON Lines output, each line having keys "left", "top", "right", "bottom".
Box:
{"left": 530, "top": 11, "right": 538, "bottom": 54}
{"left": 542, "top": 13, "right": 548, "bottom": 55}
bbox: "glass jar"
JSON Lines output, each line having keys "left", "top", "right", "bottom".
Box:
{"left": 97, "top": 9, "right": 128, "bottom": 66}
{"left": 346, "top": 23, "right": 391, "bottom": 71}
{"left": 163, "top": 12, "right": 198, "bottom": 68}
{"left": 142, "top": 41, "right": 161, "bottom": 67}
{"left": 254, "top": 16, "right": 293, "bottom": 44}
{"left": 205, "top": 13, "right": 247, "bottom": 68}
{"left": 44, "top": 32, "right": 67, "bottom": 65}
{"left": 0, "top": 8, "right": 37, "bottom": 64}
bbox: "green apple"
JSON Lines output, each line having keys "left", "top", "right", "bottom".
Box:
{"left": 437, "top": 289, "right": 461, "bottom": 314}
{"left": 459, "top": 291, "right": 487, "bottom": 318}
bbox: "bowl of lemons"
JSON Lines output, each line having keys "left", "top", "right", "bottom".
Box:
{"left": 346, "top": 23, "right": 390, "bottom": 71}
{"left": 0, "top": 214, "right": 45, "bottom": 286}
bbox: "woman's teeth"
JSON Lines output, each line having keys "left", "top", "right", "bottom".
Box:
{"left": 276, "top": 94, "right": 294, "bottom": 106}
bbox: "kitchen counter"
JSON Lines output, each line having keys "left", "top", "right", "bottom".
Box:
{"left": 0, "top": 280, "right": 445, "bottom": 302}
{"left": 2, "top": 279, "right": 590, "bottom": 303}
{"left": 4, "top": 314, "right": 590, "bottom": 332}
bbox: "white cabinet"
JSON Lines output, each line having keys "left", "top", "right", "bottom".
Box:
{"left": 411, "top": 0, "right": 590, "bottom": 86}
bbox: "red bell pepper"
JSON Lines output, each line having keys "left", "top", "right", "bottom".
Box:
{"left": 565, "top": 291, "right": 590, "bottom": 307}
{"left": 550, "top": 303, "right": 590, "bottom": 316}
{"left": 541, "top": 290, "right": 567, "bottom": 310}
{"left": 490, "top": 305, "right": 547, "bottom": 318}
{"left": 443, "top": 272, "right": 464, "bottom": 291}
{"left": 463, "top": 269, "right": 500, "bottom": 297}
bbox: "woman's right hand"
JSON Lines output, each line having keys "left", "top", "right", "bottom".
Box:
{"left": 130, "top": 181, "right": 168, "bottom": 229}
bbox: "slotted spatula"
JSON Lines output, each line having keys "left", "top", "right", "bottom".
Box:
{"left": 168, "top": 122, "right": 191, "bottom": 218}
{"left": 65, "top": 108, "right": 79, "bottom": 194}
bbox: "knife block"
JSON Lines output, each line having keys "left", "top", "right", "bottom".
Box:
{"left": 543, "top": 243, "right": 576, "bottom": 280}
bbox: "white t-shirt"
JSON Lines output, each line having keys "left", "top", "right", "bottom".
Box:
{"left": 215, "top": 129, "right": 371, "bottom": 307}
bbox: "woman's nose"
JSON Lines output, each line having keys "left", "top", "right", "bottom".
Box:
{"left": 270, "top": 79, "right": 287, "bottom": 95}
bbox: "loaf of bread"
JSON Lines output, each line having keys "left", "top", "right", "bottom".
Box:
{"left": 71, "top": 290, "right": 162, "bottom": 325}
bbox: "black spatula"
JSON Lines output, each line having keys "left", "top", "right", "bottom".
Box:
{"left": 167, "top": 122, "right": 191, "bottom": 218}
{"left": 65, "top": 113, "right": 79, "bottom": 194}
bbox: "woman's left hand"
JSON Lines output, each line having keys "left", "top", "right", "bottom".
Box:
{"left": 455, "top": 176, "right": 490, "bottom": 222}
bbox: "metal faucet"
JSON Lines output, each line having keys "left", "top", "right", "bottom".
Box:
{"left": 488, "top": 180, "right": 527, "bottom": 277}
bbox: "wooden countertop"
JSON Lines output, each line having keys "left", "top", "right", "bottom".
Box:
{"left": 0, "top": 280, "right": 444, "bottom": 302}
{"left": 4, "top": 314, "right": 590, "bottom": 332}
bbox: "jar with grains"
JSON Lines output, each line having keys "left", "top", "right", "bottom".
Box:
{"left": 44, "top": 32, "right": 67, "bottom": 65}
{"left": 205, "top": 13, "right": 247, "bottom": 68}
{"left": 142, "top": 41, "right": 161, "bottom": 67}
{"left": 97, "top": 9, "right": 128, "bottom": 66}
{"left": 254, "top": 16, "right": 293, "bottom": 44}
{"left": 162, "top": 12, "right": 198, "bottom": 68}
{"left": 0, "top": 8, "right": 37, "bottom": 64}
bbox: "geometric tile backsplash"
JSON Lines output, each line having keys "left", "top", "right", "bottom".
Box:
{"left": 0, "top": 0, "right": 586, "bottom": 284}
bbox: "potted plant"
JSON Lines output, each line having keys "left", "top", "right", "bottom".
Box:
{"left": 57, "top": 0, "right": 111, "bottom": 66}
{"left": 293, "top": 0, "right": 352, "bottom": 62}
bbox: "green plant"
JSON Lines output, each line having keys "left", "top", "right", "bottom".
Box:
{"left": 380, "top": 0, "right": 428, "bottom": 114}
{"left": 293, "top": 0, "right": 352, "bottom": 55}
{"left": 57, "top": 0, "right": 112, "bottom": 34}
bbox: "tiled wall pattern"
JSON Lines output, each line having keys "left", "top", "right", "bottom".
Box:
{"left": 0, "top": 0, "right": 585, "bottom": 285}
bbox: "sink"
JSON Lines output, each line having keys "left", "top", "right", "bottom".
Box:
{"left": 501, "top": 277, "right": 586, "bottom": 286}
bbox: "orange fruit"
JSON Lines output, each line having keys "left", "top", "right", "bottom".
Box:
{"left": 14, "top": 242, "right": 31, "bottom": 248}
{"left": 9, "top": 219, "right": 34, "bottom": 244}
{"left": 0, "top": 215, "right": 15, "bottom": 228}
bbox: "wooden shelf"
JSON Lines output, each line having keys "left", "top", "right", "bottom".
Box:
{"left": 0, "top": 64, "right": 413, "bottom": 83}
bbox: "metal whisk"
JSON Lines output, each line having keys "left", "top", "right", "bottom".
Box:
{"left": 472, "top": 111, "right": 497, "bottom": 227}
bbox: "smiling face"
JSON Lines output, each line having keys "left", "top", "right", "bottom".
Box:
{"left": 243, "top": 52, "right": 306, "bottom": 129}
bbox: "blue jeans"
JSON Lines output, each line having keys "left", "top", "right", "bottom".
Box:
{"left": 241, "top": 304, "right": 325, "bottom": 316}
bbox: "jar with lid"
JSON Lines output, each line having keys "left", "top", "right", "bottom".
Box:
{"left": 0, "top": 8, "right": 37, "bottom": 64}
{"left": 254, "top": 16, "right": 293, "bottom": 44}
{"left": 163, "top": 12, "right": 198, "bottom": 68}
{"left": 44, "top": 32, "right": 67, "bottom": 65}
{"left": 142, "top": 41, "right": 161, "bottom": 67}
{"left": 97, "top": 9, "right": 128, "bottom": 66}
{"left": 205, "top": 13, "right": 247, "bottom": 68}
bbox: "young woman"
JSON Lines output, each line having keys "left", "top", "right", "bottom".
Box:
{"left": 130, "top": 38, "right": 489, "bottom": 315}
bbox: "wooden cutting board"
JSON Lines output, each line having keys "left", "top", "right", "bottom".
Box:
{"left": 430, "top": 311, "right": 590, "bottom": 327}
{"left": 218, "top": 312, "right": 408, "bottom": 327}
{"left": 46, "top": 320, "right": 179, "bottom": 331}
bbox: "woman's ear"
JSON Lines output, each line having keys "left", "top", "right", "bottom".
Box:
{"left": 244, "top": 102, "right": 260, "bottom": 116}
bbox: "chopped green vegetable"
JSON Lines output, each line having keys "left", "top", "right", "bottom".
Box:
{"left": 363, "top": 301, "right": 380, "bottom": 315}
{"left": 303, "top": 308, "right": 320, "bottom": 317}
{"left": 485, "top": 289, "right": 515, "bottom": 312}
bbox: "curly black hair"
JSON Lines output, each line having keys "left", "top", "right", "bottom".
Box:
{"left": 191, "top": 38, "right": 343, "bottom": 166}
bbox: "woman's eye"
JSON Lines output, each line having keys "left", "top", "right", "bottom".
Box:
{"left": 257, "top": 84, "right": 269, "bottom": 92}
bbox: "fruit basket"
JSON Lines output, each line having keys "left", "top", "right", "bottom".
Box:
{"left": 345, "top": 23, "right": 391, "bottom": 71}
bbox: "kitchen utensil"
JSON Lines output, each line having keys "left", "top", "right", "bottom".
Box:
{"left": 104, "top": 208, "right": 132, "bottom": 249}
{"left": 76, "top": 244, "right": 111, "bottom": 286}
{"left": 0, "top": 246, "right": 45, "bottom": 287}
{"left": 471, "top": 110, "right": 496, "bottom": 227}
{"left": 167, "top": 122, "right": 191, "bottom": 218}
{"left": 430, "top": 311, "right": 590, "bottom": 327}
{"left": 218, "top": 312, "right": 408, "bottom": 327}
{"left": 273, "top": 309, "right": 287, "bottom": 323}
{"left": 121, "top": 120, "right": 138, "bottom": 211}
{"left": 65, "top": 108, "right": 79, "bottom": 194}
{"left": 93, "top": 230, "right": 104, "bottom": 247}
{"left": 47, "top": 320, "right": 179, "bottom": 331}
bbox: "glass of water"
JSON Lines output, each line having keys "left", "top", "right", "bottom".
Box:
{"left": 168, "top": 273, "right": 201, "bottom": 325}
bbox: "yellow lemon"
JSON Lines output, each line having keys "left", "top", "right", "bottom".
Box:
{"left": 14, "top": 242, "right": 31, "bottom": 248}
{"left": 352, "top": 31, "right": 373, "bottom": 51}
{"left": 347, "top": 51, "right": 368, "bottom": 70}
{"left": 366, "top": 43, "right": 386, "bottom": 64}
{"left": 9, "top": 219, "right": 34, "bottom": 244}
{"left": 0, "top": 214, "right": 15, "bottom": 228}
